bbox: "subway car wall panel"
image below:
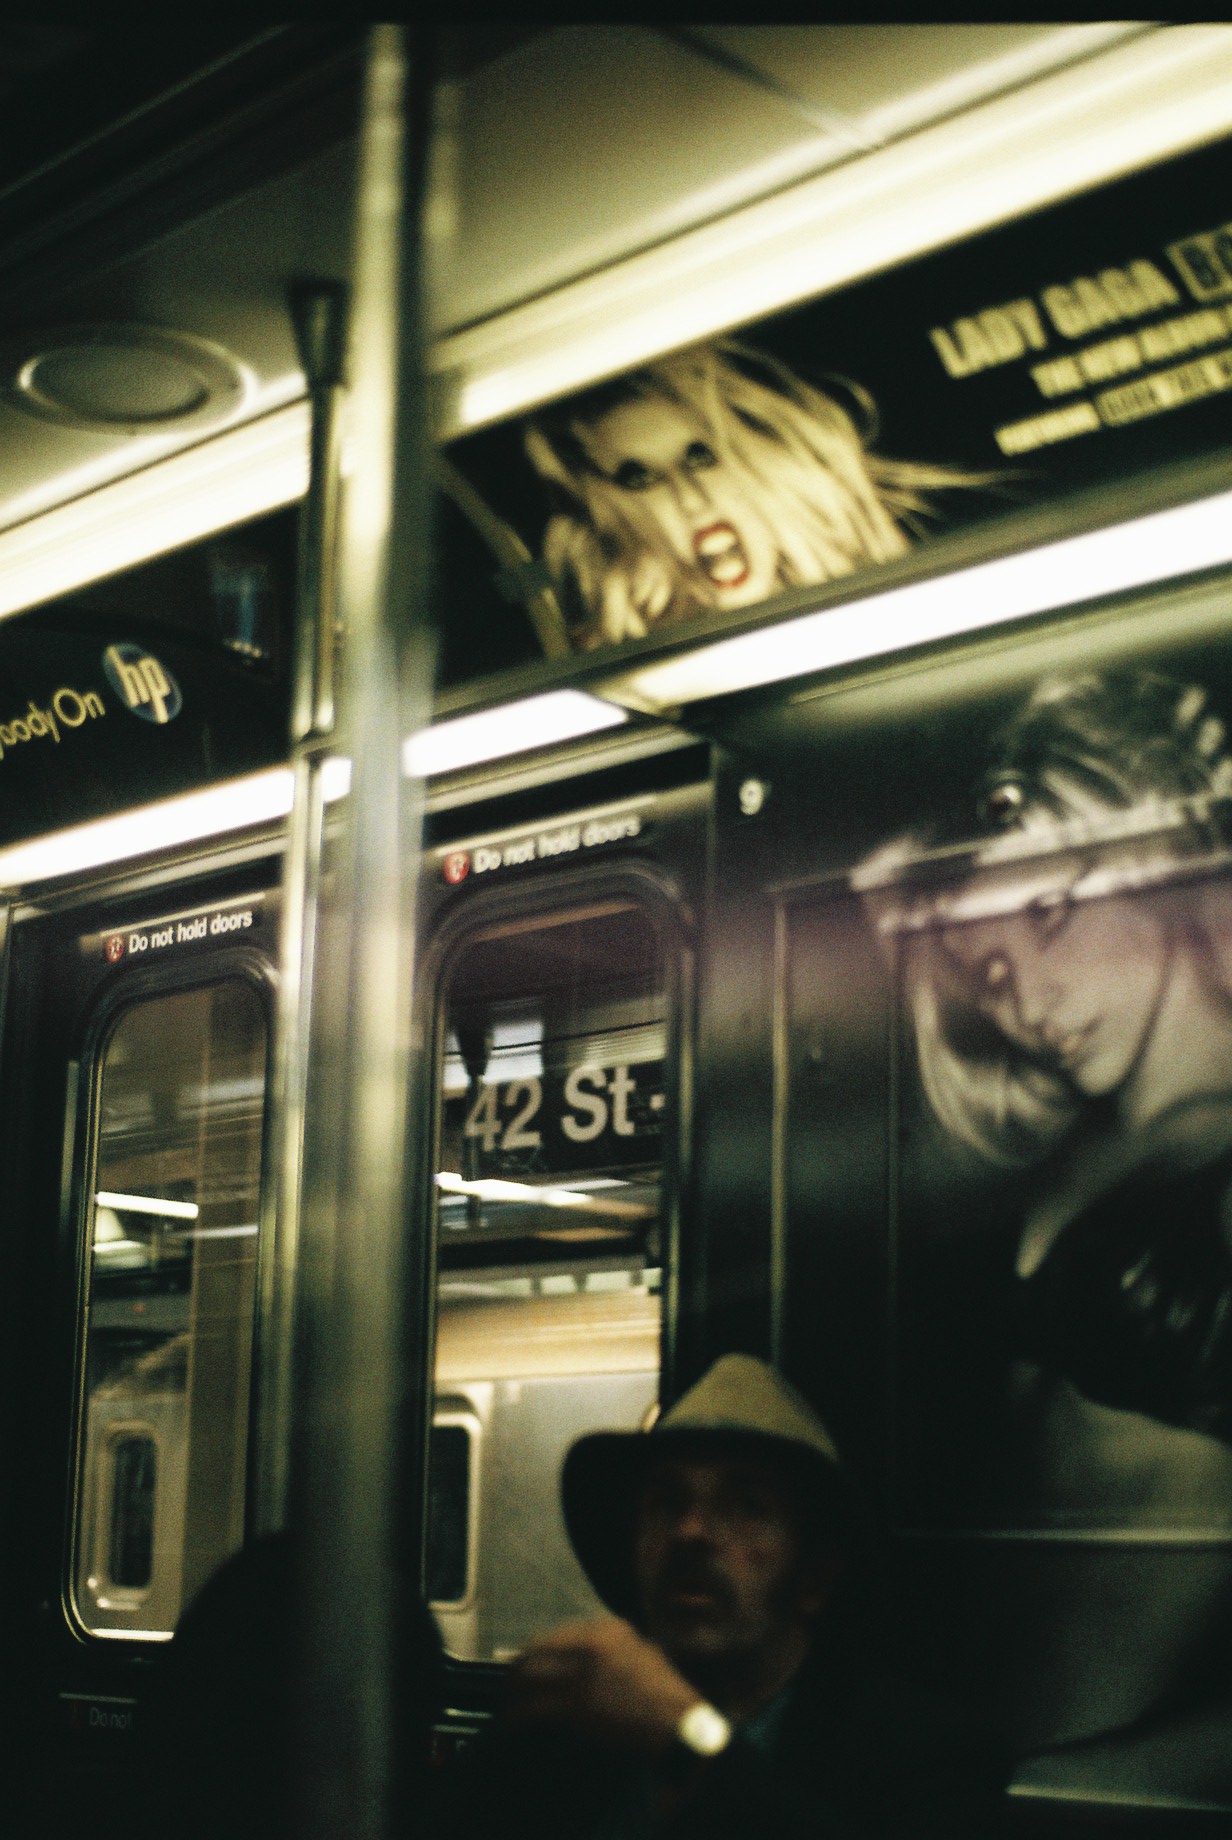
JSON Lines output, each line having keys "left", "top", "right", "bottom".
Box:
{"left": 688, "top": 749, "right": 783, "bottom": 1370}
{"left": 7, "top": 618, "right": 1232, "bottom": 1829}
{"left": 692, "top": 567, "right": 1232, "bottom": 1819}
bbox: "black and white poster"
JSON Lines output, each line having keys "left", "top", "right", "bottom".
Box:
{"left": 765, "top": 625, "right": 1232, "bottom": 1798}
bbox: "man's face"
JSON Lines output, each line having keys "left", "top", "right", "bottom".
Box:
{"left": 632, "top": 1449, "right": 835, "bottom": 1682}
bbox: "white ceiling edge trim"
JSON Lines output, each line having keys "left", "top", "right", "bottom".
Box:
{"left": 437, "top": 25, "right": 1232, "bottom": 435}
{"left": 0, "top": 366, "right": 306, "bottom": 535}
{"left": 0, "top": 401, "right": 309, "bottom": 619}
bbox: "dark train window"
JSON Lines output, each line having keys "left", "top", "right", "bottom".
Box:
{"left": 108, "top": 1436, "right": 157, "bottom": 1589}
{"left": 431, "top": 898, "right": 668, "bottom": 1661}
{"left": 426, "top": 1420, "right": 474, "bottom": 1606}
{"left": 72, "top": 979, "right": 268, "bottom": 1638}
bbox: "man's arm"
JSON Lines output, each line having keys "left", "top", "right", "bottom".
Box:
{"left": 504, "top": 1617, "right": 705, "bottom": 1756}
{"left": 503, "top": 1619, "right": 1007, "bottom": 1840}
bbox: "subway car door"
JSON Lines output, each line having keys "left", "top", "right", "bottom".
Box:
{"left": 0, "top": 858, "right": 280, "bottom": 1836}
{"left": 415, "top": 749, "right": 709, "bottom": 1724}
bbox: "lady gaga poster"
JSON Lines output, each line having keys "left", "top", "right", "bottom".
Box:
{"left": 441, "top": 133, "right": 1232, "bottom": 670}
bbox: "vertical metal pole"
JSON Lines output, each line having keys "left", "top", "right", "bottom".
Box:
{"left": 253, "top": 277, "right": 348, "bottom": 1538}
{"left": 288, "top": 25, "right": 436, "bottom": 1840}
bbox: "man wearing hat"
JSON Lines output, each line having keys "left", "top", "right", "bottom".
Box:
{"left": 443, "top": 1354, "right": 1006, "bottom": 1839}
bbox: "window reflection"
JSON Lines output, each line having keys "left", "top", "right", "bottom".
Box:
{"left": 427, "top": 1421, "right": 474, "bottom": 1606}
{"left": 109, "top": 1436, "right": 157, "bottom": 1589}
{"left": 431, "top": 901, "right": 667, "bottom": 1661}
{"left": 74, "top": 980, "right": 267, "bottom": 1638}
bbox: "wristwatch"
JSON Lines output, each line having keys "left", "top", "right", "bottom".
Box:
{"left": 675, "top": 1701, "right": 732, "bottom": 1759}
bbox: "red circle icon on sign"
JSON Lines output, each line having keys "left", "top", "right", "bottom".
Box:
{"left": 443, "top": 851, "right": 471, "bottom": 885}
{"left": 105, "top": 934, "right": 126, "bottom": 963}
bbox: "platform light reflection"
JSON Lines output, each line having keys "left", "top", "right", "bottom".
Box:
{"left": 435, "top": 1171, "right": 655, "bottom": 1220}
{"left": 95, "top": 1191, "right": 200, "bottom": 1220}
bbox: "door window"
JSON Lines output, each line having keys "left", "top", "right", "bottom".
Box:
{"left": 430, "top": 899, "right": 669, "bottom": 1661}
{"left": 72, "top": 979, "right": 267, "bottom": 1638}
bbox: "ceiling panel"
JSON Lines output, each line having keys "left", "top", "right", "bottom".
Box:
{"left": 443, "top": 25, "right": 854, "bottom": 329}
{"left": 691, "top": 24, "right": 1149, "bottom": 146}
{"left": 0, "top": 142, "right": 353, "bottom": 527}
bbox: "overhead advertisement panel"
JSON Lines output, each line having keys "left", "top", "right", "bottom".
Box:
{"left": 0, "top": 513, "right": 292, "bottom": 850}
{"left": 443, "top": 135, "right": 1232, "bottom": 669}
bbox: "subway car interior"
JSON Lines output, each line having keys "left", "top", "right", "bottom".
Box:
{"left": 3, "top": 19, "right": 1232, "bottom": 1837}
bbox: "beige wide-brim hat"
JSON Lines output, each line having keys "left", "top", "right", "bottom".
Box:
{"left": 561, "top": 1353, "right": 856, "bottom": 1619}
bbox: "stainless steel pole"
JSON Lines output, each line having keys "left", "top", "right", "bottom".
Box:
{"left": 288, "top": 25, "right": 436, "bottom": 1840}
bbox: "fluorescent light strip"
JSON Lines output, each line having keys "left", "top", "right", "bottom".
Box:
{"left": 96, "top": 1191, "right": 199, "bottom": 1220}
{"left": 320, "top": 755, "right": 353, "bottom": 801}
{"left": 0, "top": 690, "right": 615, "bottom": 889}
{"left": 92, "top": 1629, "right": 173, "bottom": 1645}
{"left": 0, "top": 402, "right": 309, "bottom": 622}
{"left": 599, "top": 487, "right": 1232, "bottom": 713}
{"left": 0, "top": 752, "right": 361, "bottom": 891}
{"left": 0, "top": 767, "right": 295, "bottom": 888}
{"left": 442, "top": 27, "right": 1232, "bottom": 433}
{"left": 0, "top": 687, "right": 619, "bottom": 888}
{"left": 403, "top": 689, "right": 627, "bottom": 778}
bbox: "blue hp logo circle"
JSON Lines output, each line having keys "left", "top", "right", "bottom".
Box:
{"left": 102, "top": 643, "right": 182, "bottom": 724}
